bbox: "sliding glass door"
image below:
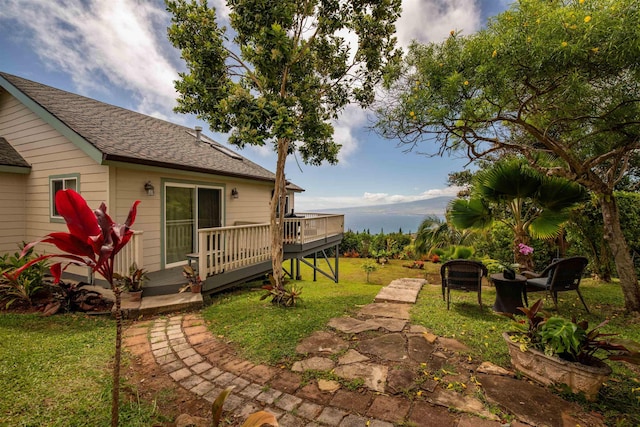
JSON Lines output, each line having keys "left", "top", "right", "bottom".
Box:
{"left": 165, "top": 183, "right": 222, "bottom": 267}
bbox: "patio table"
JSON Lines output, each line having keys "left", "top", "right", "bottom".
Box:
{"left": 490, "top": 272, "right": 527, "bottom": 314}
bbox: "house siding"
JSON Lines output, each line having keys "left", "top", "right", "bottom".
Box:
{"left": 0, "top": 173, "right": 27, "bottom": 254}
{"left": 0, "top": 89, "right": 108, "bottom": 278}
{"left": 1, "top": 85, "right": 282, "bottom": 277}
{"left": 112, "top": 167, "right": 273, "bottom": 272}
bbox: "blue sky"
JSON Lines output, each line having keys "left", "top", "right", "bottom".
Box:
{"left": 0, "top": 0, "right": 511, "bottom": 211}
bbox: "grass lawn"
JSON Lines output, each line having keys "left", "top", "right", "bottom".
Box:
{"left": 203, "top": 257, "right": 640, "bottom": 426}
{"left": 0, "top": 314, "right": 166, "bottom": 426}
{"left": 2, "top": 257, "right": 640, "bottom": 426}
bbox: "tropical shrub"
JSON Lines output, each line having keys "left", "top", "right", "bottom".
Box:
{"left": 451, "top": 245, "right": 474, "bottom": 260}
{"left": 339, "top": 230, "right": 361, "bottom": 255}
{"left": 0, "top": 244, "right": 49, "bottom": 307}
{"left": 11, "top": 189, "right": 140, "bottom": 427}
{"left": 361, "top": 259, "right": 378, "bottom": 283}
{"left": 502, "top": 300, "right": 640, "bottom": 366}
{"left": 261, "top": 274, "right": 302, "bottom": 307}
{"left": 113, "top": 262, "right": 148, "bottom": 292}
{"left": 44, "top": 281, "right": 109, "bottom": 315}
{"left": 473, "top": 222, "right": 558, "bottom": 272}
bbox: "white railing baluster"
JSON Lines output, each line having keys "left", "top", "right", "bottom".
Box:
{"left": 114, "top": 230, "right": 144, "bottom": 276}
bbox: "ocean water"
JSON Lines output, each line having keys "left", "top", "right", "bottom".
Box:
{"left": 343, "top": 213, "right": 431, "bottom": 234}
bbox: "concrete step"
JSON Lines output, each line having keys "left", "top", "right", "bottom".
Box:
{"left": 84, "top": 285, "right": 203, "bottom": 317}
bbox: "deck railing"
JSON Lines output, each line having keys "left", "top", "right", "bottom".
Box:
{"left": 196, "top": 223, "right": 271, "bottom": 279}
{"left": 283, "top": 213, "right": 344, "bottom": 244}
{"left": 114, "top": 230, "right": 144, "bottom": 276}
{"left": 196, "top": 214, "right": 343, "bottom": 280}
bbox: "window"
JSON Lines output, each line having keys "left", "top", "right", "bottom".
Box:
{"left": 50, "top": 175, "right": 78, "bottom": 219}
{"left": 272, "top": 190, "right": 290, "bottom": 215}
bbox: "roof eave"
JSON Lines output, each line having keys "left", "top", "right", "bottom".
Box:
{"left": 103, "top": 154, "right": 277, "bottom": 183}
{"left": 0, "top": 165, "right": 31, "bottom": 174}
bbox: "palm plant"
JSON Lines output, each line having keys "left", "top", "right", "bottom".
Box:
{"left": 449, "top": 158, "right": 589, "bottom": 269}
{"left": 414, "top": 215, "right": 475, "bottom": 257}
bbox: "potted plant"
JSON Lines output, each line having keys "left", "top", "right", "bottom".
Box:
{"left": 500, "top": 299, "right": 640, "bottom": 400}
{"left": 114, "top": 262, "right": 148, "bottom": 301}
{"left": 179, "top": 265, "right": 202, "bottom": 293}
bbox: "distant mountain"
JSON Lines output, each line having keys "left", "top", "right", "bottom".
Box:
{"left": 322, "top": 196, "right": 454, "bottom": 216}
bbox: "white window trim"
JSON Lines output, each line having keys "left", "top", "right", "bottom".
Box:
{"left": 49, "top": 174, "right": 79, "bottom": 222}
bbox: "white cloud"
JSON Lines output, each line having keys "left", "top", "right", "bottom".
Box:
{"left": 209, "top": 0, "right": 232, "bottom": 21}
{"left": 333, "top": 105, "right": 369, "bottom": 164}
{"left": 396, "top": 0, "right": 482, "bottom": 47}
{"left": 328, "top": 1, "right": 484, "bottom": 165}
{"left": 296, "top": 186, "right": 463, "bottom": 211}
{"left": 1, "top": 0, "right": 486, "bottom": 169}
{"left": 1, "top": 0, "right": 179, "bottom": 116}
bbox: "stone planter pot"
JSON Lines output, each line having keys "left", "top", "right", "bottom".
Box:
{"left": 126, "top": 290, "right": 143, "bottom": 301}
{"left": 503, "top": 332, "right": 611, "bottom": 400}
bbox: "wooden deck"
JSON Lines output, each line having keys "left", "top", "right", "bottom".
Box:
{"left": 144, "top": 214, "right": 344, "bottom": 296}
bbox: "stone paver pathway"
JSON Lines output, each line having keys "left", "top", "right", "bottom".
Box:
{"left": 124, "top": 278, "right": 605, "bottom": 427}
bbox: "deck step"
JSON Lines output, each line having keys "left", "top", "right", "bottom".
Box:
{"left": 117, "top": 293, "right": 203, "bottom": 318}
{"left": 83, "top": 286, "right": 203, "bottom": 317}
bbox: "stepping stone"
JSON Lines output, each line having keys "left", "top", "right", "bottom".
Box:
{"left": 437, "top": 337, "right": 470, "bottom": 353}
{"left": 479, "top": 374, "right": 606, "bottom": 427}
{"left": 358, "top": 333, "right": 407, "bottom": 361}
{"left": 375, "top": 278, "right": 425, "bottom": 304}
{"left": 386, "top": 369, "right": 418, "bottom": 395}
{"left": 328, "top": 317, "right": 373, "bottom": 334}
{"left": 338, "top": 349, "right": 369, "bottom": 365}
{"left": 389, "top": 278, "right": 426, "bottom": 289}
{"left": 295, "top": 331, "right": 350, "bottom": 355}
{"left": 318, "top": 379, "right": 341, "bottom": 392}
{"left": 408, "top": 324, "right": 429, "bottom": 333}
{"left": 291, "top": 356, "right": 335, "bottom": 372}
{"left": 333, "top": 362, "right": 388, "bottom": 393}
{"left": 328, "top": 317, "right": 407, "bottom": 334}
{"left": 476, "top": 361, "right": 511, "bottom": 376}
{"left": 358, "top": 302, "right": 411, "bottom": 320}
{"left": 425, "top": 388, "right": 498, "bottom": 421}
{"left": 407, "top": 335, "right": 435, "bottom": 363}
{"left": 365, "top": 317, "right": 407, "bottom": 332}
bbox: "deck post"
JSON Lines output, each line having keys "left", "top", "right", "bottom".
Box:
{"left": 334, "top": 243, "right": 339, "bottom": 283}
{"left": 313, "top": 251, "right": 317, "bottom": 281}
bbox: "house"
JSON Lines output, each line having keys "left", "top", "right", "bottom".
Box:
{"left": 0, "top": 72, "right": 343, "bottom": 295}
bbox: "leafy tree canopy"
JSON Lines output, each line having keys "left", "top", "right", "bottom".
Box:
{"left": 377, "top": 0, "right": 640, "bottom": 193}
{"left": 376, "top": 0, "right": 640, "bottom": 311}
{"left": 167, "top": 0, "right": 402, "bottom": 165}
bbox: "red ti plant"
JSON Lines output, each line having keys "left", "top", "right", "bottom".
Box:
{"left": 10, "top": 189, "right": 139, "bottom": 427}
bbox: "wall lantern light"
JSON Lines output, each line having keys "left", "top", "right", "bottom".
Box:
{"left": 231, "top": 188, "right": 239, "bottom": 199}
{"left": 144, "top": 181, "right": 155, "bottom": 196}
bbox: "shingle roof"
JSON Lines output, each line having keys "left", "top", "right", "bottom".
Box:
{"left": 0, "top": 136, "right": 30, "bottom": 168}
{"left": 0, "top": 72, "right": 279, "bottom": 183}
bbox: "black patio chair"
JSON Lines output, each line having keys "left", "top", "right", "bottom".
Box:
{"left": 523, "top": 256, "right": 590, "bottom": 313}
{"left": 441, "top": 259, "right": 488, "bottom": 310}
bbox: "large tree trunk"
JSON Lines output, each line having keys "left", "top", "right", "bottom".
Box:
{"left": 270, "top": 138, "right": 289, "bottom": 290}
{"left": 600, "top": 194, "right": 640, "bottom": 312}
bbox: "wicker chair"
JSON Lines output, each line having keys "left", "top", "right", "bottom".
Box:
{"left": 523, "top": 256, "right": 589, "bottom": 313}
{"left": 441, "top": 259, "right": 488, "bottom": 310}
